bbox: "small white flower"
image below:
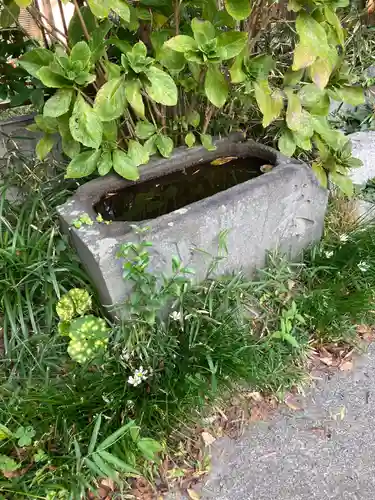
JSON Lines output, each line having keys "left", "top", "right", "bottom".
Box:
{"left": 325, "top": 250, "right": 334, "bottom": 258}
{"left": 170, "top": 310, "right": 182, "bottom": 321}
{"left": 128, "top": 366, "right": 149, "bottom": 386}
{"left": 339, "top": 234, "right": 349, "bottom": 242}
{"left": 358, "top": 261, "right": 370, "bottom": 272}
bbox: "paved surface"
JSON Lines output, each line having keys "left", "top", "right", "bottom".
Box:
{"left": 201, "top": 344, "right": 375, "bottom": 500}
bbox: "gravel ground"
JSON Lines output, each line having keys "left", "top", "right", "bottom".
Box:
{"left": 198, "top": 344, "right": 375, "bottom": 500}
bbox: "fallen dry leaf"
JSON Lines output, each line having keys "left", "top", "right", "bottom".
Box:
{"left": 201, "top": 431, "right": 216, "bottom": 446}
{"left": 339, "top": 360, "right": 353, "bottom": 371}
{"left": 319, "top": 356, "right": 333, "bottom": 366}
{"left": 246, "top": 391, "right": 263, "bottom": 402}
{"left": 3, "top": 465, "right": 30, "bottom": 479}
{"left": 284, "top": 394, "right": 303, "bottom": 411}
{"left": 187, "top": 489, "right": 200, "bottom": 500}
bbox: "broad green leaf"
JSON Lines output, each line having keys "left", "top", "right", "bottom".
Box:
{"left": 0, "top": 1, "right": 20, "bottom": 28}
{"left": 217, "top": 31, "right": 247, "bottom": 60}
{"left": 185, "top": 132, "right": 196, "bottom": 148}
{"left": 71, "top": 41, "right": 91, "bottom": 66}
{"left": 286, "top": 91, "right": 302, "bottom": 132}
{"left": 191, "top": 18, "right": 216, "bottom": 46}
{"left": 330, "top": 171, "right": 353, "bottom": 197}
{"left": 283, "top": 68, "right": 304, "bottom": 86}
{"left": 278, "top": 130, "right": 296, "bottom": 157}
{"left": 113, "top": 149, "right": 139, "bottom": 180}
{"left": 224, "top": 0, "right": 251, "bottom": 20}
{"left": 94, "top": 77, "right": 127, "bottom": 121}
{"left": 97, "top": 421, "right": 135, "bottom": 451}
{"left": 187, "top": 110, "right": 200, "bottom": 127}
{"left": 292, "top": 131, "right": 312, "bottom": 150}
{"left": 230, "top": 52, "right": 246, "bottom": 83}
{"left": 155, "top": 135, "right": 174, "bottom": 158}
{"left": 165, "top": 35, "right": 198, "bottom": 53}
{"left": 0, "top": 455, "right": 19, "bottom": 473}
{"left": 65, "top": 150, "right": 101, "bottom": 178}
{"left": 298, "top": 84, "right": 330, "bottom": 116}
{"left": 145, "top": 66, "right": 178, "bottom": 106}
{"left": 36, "top": 67, "right": 71, "bottom": 88}
{"left": 282, "top": 333, "right": 300, "bottom": 348}
{"left": 19, "top": 48, "right": 54, "bottom": 78}
{"left": 159, "top": 47, "right": 186, "bottom": 72}
{"left": 92, "top": 453, "right": 118, "bottom": 481}
{"left": 125, "top": 80, "right": 145, "bottom": 117}
{"left": 205, "top": 65, "right": 228, "bottom": 108}
{"left": 254, "top": 80, "right": 283, "bottom": 128}
{"left": 68, "top": 6, "right": 97, "bottom": 45}
{"left": 312, "top": 162, "right": 328, "bottom": 188}
{"left": 70, "top": 94, "right": 103, "bottom": 149}
{"left": 292, "top": 43, "right": 316, "bottom": 71}
{"left": 296, "top": 13, "right": 328, "bottom": 56}
{"left": 109, "top": 0, "right": 130, "bottom": 22}
{"left": 137, "top": 438, "right": 163, "bottom": 461}
{"left": 333, "top": 86, "right": 365, "bottom": 106}
{"left": 14, "top": 0, "right": 32, "bottom": 6}
{"left": 35, "top": 115, "right": 58, "bottom": 133}
{"left": 14, "top": 426, "right": 36, "bottom": 447}
{"left": 309, "top": 58, "right": 332, "bottom": 90}
{"left": 144, "top": 135, "right": 157, "bottom": 155}
{"left": 128, "top": 140, "right": 149, "bottom": 166}
{"left": 103, "top": 121, "right": 118, "bottom": 142}
{"left": 44, "top": 89, "right": 74, "bottom": 118}
{"left": 135, "top": 121, "right": 156, "bottom": 140}
{"left": 200, "top": 134, "right": 216, "bottom": 151}
{"left": 62, "top": 136, "right": 80, "bottom": 159}
{"left": 98, "top": 151, "right": 113, "bottom": 176}
{"left": 324, "top": 6, "right": 344, "bottom": 45}
{"left": 36, "top": 134, "right": 54, "bottom": 160}
{"left": 87, "top": 0, "right": 110, "bottom": 17}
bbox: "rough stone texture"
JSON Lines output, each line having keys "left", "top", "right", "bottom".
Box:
{"left": 57, "top": 136, "right": 328, "bottom": 310}
{"left": 349, "top": 131, "right": 375, "bottom": 186}
{"left": 194, "top": 344, "right": 375, "bottom": 500}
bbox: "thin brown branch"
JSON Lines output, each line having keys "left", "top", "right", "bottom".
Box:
{"left": 56, "top": 0, "right": 68, "bottom": 36}
{"left": 202, "top": 104, "right": 214, "bottom": 134}
{"left": 28, "top": 5, "right": 68, "bottom": 41}
{"left": 174, "top": 0, "right": 180, "bottom": 35}
{"left": 72, "top": 0, "right": 91, "bottom": 41}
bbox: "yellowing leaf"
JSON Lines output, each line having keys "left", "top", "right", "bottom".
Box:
{"left": 330, "top": 171, "right": 353, "bottom": 197}
{"left": 310, "top": 58, "right": 332, "bottom": 89}
{"left": 278, "top": 129, "right": 296, "bottom": 157}
{"left": 224, "top": 0, "right": 251, "bottom": 20}
{"left": 201, "top": 431, "right": 216, "bottom": 446}
{"left": 286, "top": 91, "right": 302, "bottom": 132}
{"left": 292, "top": 43, "right": 316, "bottom": 71}
{"left": 187, "top": 489, "right": 201, "bottom": 500}
{"left": 211, "top": 156, "right": 237, "bottom": 166}
{"left": 312, "top": 162, "right": 328, "bottom": 189}
{"left": 254, "top": 81, "right": 283, "bottom": 128}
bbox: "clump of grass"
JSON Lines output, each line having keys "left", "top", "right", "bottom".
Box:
{"left": 324, "top": 190, "right": 361, "bottom": 239}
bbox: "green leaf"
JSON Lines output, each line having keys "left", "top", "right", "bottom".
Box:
{"left": 98, "top": 151, "right": 113, "bottom": 176}
{"left": 97, "top": 421, "right": 135, "bottom": 451}
{"left": 65, "top": 150, "right": 101, "bottom": 178}
{"left": 333, "top": 86, "right": 365, "bottom": 106}
{"left": 109, "top": 0, "right": 130, "bottom": 22}
{"left": 135, "top": 121, "right": 156, "bottom": 140}
{"left": 71, "top": 41, "right": 91, "bottom": 66}
{"left": 113, "top": 149, "right": 139, "bottom": 180}
{"left": 128, "top": 140, "right": 149, "bottom": 166}
{"left": 312, "top": 162, "right": 328, "bottom": 188}
{"left": 14, "top": 426, "right": 36, "bottom": 447}
{"left": 155, "top": 135, "right": 174, "bottom": 158}
{"left": 187, "top": 110, "right": 200, "bottom": 127}
{"left": 224, "top": 0, "right": 251, "bottom": 20}
{"left": 36, "top": 67, "right": 71, "bottom": 88}
{"left": 201, "top": 134, "right": 216, "bottom": 151}
{"left": 125, "top": 80, "right": 145, "bottom": 117}
{"left": 165, "top": 35, "right": 198, "bottom": 53}
{"left": 205, "top": 65, "right": 228, "bottom": 108}
{"left": 282, "top": 333, "right": 300, "bottom": 348}
{"left": 217, "top": 31, "right": 247, "bottom": 60}
{"left": 296, "top": 12, "right": 328, "bottom": 57}
{"left": 230, "top": 51, "right": 246, "bottom": 83}
{"left": 70, "top": 94, "right": 103, "bottom": 149}
{"left": 145, "top": 66, "right": 178, "bottom": 106}
{"left": 35, "top": 115, "right": 58, "bottom": 133}
{"left": 103, "top": 121, "right": 118, "bottom": 142}
{"left": 137, "top": 438, "right": 163, "bottom": 461}
{"left": 283, "top": 68, "right": 304, "bottom": 86}
{"left": 292, "top": 43, "right": 317, "bottom": 71}
{"left": 36, "top": 134, "right": 55, "bottom": 161}
{"left": 0, "top": 455, "right": 19, "bottom": 473}
{"left": 309, "top": 58, "right": 332, "bottom": 90}
{"left": 94, "top": 77, "right": 127, "bottom": 122}
{"left": 254, "top": 80, "right": 283, "bottom": 128}
{"left": 1, "top": 2, "right": 19, "bottom": 28}
{"left": 88, "top": 414, "right": 102, "bottom": 454}
{"left": 144, "top": 135, "right": 157, "bottom": 155}
{"left": 278, "top": 130, "right": 296, "bottom": 157}
{"left": 98, "top": 451, "right": 139, "bottom": 475}
{"left": 87, "top": 0, "right": 110, "bottom": 17}
{"left": 0, "top": 425, "right": 12, "bottom": 441}
{"left": 324, "top": 6, "right": 344, "bottom": 45}
{"left": 19, "top": 48, "right": 54, "bottom": 78}
{"left": 293, "top": 131, "right": 311, "bottom": 150}
{"left": 85, "top": 457, "right": 107, "bottom": 478}
{"left": 185, "top": 132, "right": 196, "bottom": 148}
{"left": 92, "top": 453, "right": 118, "bottom": 481}
{"left": 191, "top": 18, "right": 216, "bottom": 46}
{"left": 62, "top": 135, "right": 80, "bottom": 159}
{"left": 44, "top": 89, "right": 74, "bottom": 118}
{"left": 14, "top": 0, "right": 32, "bottom": 6}
{"left": 68, "top": 6, "right": 97, "bottom": 45}
{"left": 330, "top": 171, "right": 353, "bottom": 197}
{"left": 298, "top": 83, "right": 325, "bottom": 108}
{"left": 286, "top": 91, "right": 302, "bottom": 132}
